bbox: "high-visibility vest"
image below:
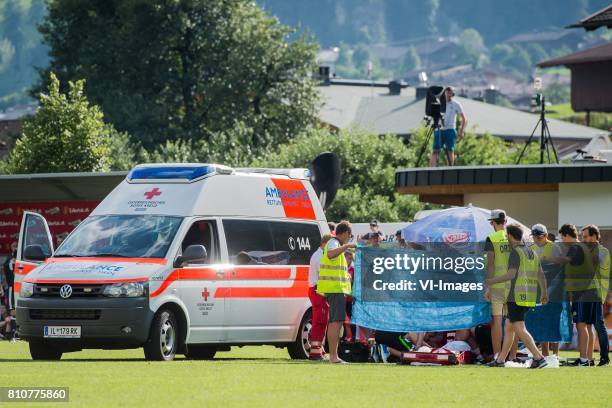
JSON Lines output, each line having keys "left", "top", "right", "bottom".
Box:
{"left": 514, "top": 246, "right": 539, "bottom": 307}
{"left": 316, "top": 239, "right": 351, "bottom": 295}
{"left": 565, "top": 242, "right": 598, "bottom": 292}
{"left": 488, "top": 230, "right": 511, "bottom": 300}
{"left": 530, "top": 241, "right": 554, "bottom": 260}
{"left": 598, "top": 245, "right": 610, "bottom": 302}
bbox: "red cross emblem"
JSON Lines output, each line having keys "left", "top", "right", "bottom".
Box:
{"left": 144, "top": 188, "right": 162, "bottom": 200}
{"left": 201, "top": 288, "right": 211, "bottom": 301}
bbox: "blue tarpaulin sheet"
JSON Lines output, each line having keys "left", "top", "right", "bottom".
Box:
{"left": 351, "top": 245, "right": 492, "bottom": 332}
{"left": 350, "top": 206, "right": 573, "bottom": 338}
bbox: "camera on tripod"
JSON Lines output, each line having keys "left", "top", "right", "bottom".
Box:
{"left": 425, "top": 85, "right": 446, "bottom": 128}
{"left": 415, "top": 85, "right": 448, "bottom": 167}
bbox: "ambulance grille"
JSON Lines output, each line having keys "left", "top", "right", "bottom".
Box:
{"left": 34, "top": 284, "right": 105, "bottom": 297}
{"left": 30, "top": 309, "right": 101, "bottom": 320}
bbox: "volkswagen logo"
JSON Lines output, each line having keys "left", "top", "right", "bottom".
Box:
{"left": 59, "top": 284, "right": 73, "bottom": 299}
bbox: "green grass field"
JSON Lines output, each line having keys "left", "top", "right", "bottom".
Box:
{"left": 1, "top": 341, "right": 610, "bottom": 407}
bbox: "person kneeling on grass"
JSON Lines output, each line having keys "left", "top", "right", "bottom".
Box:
{"left": 485, "top": 224, "right": 549, "bottom": 369}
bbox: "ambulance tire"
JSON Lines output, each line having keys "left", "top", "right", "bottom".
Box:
{"left": 185, "top": 345, "right": 217, "bottom": 360}
{"left": 144, "top": 308, "right": 178, "bottom": 361}
{"left": 287, "top": 309, "right": 312, "bottom": 360}
{"left": 29, "top": 340, "right": 63, "bottom": 360}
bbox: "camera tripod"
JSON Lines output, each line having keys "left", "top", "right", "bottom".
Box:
{"left": 516, "top": 95, "right": 559, "bottom": 165}
{"left": 415, "top": 117, "right": 451, "bottom": 167}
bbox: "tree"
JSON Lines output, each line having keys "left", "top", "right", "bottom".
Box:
{"left": 491, "top": 44, "right": 514, "bottom": 65}
{"left": 525, "top": 43, "right": 549, "bottom": 66}
{"left": 0, "top": 38, "right": 14, "bottom": 74}
{"left": 399, "top": 46, "right": 421, "bottom": 75}
{"left": 545, "top": 82, "right": 570, "bottom": 105}
{"left": 37, "top": 0, "right": 320, "bottom": 150}
{"left": 456, "top": 28, "right": 487, "bottom": 68}
{"left": 352, "top": 43, "right": 373, "bottom": 74}
{"left": 5, "top": 73, "right": 116, "bottom": 173}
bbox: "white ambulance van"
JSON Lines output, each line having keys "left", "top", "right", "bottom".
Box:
{"left": 15, "top": 164, "right": 329, "bottom": 361}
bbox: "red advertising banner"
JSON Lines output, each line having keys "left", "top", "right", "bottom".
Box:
{"left": 0, "top": 201, "right": 99, "bottom": 254}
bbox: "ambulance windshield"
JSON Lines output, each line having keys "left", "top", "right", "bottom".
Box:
{"left": 54, "top": 215, "right": 183, "bottom": 259}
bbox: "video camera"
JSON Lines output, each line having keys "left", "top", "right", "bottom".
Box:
{"left": 424, "top": 85, "right": 446, "bottom": 128}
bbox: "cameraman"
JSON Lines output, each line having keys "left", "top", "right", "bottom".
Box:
{"left": 430, "top": 86, "right": 466, "bottom": 167}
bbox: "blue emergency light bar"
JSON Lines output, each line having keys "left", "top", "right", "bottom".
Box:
{"left": 127, "top": 165, "right": 214, "bottom": 181}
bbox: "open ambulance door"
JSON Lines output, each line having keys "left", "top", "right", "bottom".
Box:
{"left": 14, "top": 211, "right": 54, "bottom": 295}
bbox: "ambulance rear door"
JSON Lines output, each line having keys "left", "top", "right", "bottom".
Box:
{"left": 15, "top": 211, "right": 55, "bottom": 296}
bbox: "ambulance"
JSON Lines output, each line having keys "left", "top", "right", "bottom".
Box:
{"left": 15, "top": 164, "right": 329, "bottom": 361}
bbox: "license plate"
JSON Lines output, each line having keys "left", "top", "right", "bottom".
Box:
{"left": 44, "top": 326, "right": 81, "bottom": 338}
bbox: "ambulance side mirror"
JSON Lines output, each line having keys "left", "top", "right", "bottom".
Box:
{"left": 24, "top": 245, "right": 48, "bottom": 262}
{"left": 175, "top": 245, "right": 208, "bottom": 267}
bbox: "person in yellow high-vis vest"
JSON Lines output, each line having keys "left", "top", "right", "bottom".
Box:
{"left": 316, "top": 221, "right": 356, "bottom": 364}
{"left": 580, "top": 225, "right": 609, "bottom": 367}
{"left": 550, "top": 224, "right": 602, "bottom": 366}
{"left": 486, "top": 224, "right": 549, "bottom": 368}
{"left": 484, "top": 209, "right": 513, "bottom": 359}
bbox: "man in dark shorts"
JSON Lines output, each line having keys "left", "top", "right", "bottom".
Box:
{"left": 486, "top": 224, "right": 549, "bottom": 368}
{"left": 316, "top": 221, "right": 356, "bottom": 363}
{"left": 552, "top": 224, "right": 602, "bottom": 366}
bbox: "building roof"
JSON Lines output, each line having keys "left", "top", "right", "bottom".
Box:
{"left": 395, "top": 163, "right": 612, "bottom": 197}
{"left": 567, "top": 5, "right": 612, "bottom": 31}
{"left": 0, "top": 171, "right": 126, "bottom": 202}
{"left": 538, "top": 41, "right": 612, "bottom": 67}
{"left": 505, "top": 30, "right": 581, "bottom": 44}
{"left": 370, "top": 44, "right": 409, "bottom": 61}
{"left": 0, "top": 104, "right": 37, "bottom": 121}
{"left": 318, "top": 83, "right": 606, "bottom": 141}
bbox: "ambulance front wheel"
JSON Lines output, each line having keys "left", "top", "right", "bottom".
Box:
{"left": 287, "top": 309, "right": 312, "bottom": 359}
{"left": 144, "top": 308, "right": 178, "bottom": 361}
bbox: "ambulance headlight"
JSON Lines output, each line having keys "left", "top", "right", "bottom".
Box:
{"left": 103, "top": 282, "right": 147, "bottom": 297}
{"left": 20, "top": 282, "right": 35, "bottom": 298}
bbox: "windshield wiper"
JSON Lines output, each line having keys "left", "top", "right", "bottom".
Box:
{"left": 52, "top": 254, "right": 85, "bottom": 258}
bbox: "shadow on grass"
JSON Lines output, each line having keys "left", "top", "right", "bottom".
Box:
{"left": 0, "top": 357, "right": 310, "bottom": 364}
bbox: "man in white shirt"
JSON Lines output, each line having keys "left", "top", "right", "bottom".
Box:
{"left": 430, "top": 86, "right": 467, "bottom": 167}
{"left": 308, "top": 234, "right": 332, "bottom": 360}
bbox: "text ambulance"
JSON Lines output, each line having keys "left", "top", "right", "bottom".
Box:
{"left": 15, "top": 164, "right": 328, "bottom": 360}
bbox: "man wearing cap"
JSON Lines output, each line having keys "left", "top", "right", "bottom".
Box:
{"left": 486, "top": 224, "right": 549, "bottom": 368}
{"left": 579, "top": 225, "right": 609, "bottom": 367}
{"left": 484, "top": 209, "right": 512, "bottom": 360}
{"left": 429, "top": 86, "right": 467, "bottom": 167}
{"left": 553, "top": 224, "right": 599, "bottom": 366}
{"left": 316, "top": 221, "right": 356, "bottom": 363}
{"left": 369, "top": 219, "right": 383, "bottom": 236}
{"left": 530, "top": 224, "right": 564, "bottom": 356}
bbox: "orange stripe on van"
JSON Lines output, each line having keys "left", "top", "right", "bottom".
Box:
{"left": 149, "top": 266, "right": 310, "bottom": 298}
{"left": 14, "top": 281, "right": 21, "bottom": 293}
{"left": 149, "top": 270, "right": 179, "bottom": 297}
{"left": 215, "top": 265, "right": 309, "bottom": 298}
{"left": 214, "top": 282, "right": 309, "bottom": 298}
{"left": 47, "top": 257, "right": 167, "bottom": 265}
{"left": 232, "top": 267, "right": 292, "bottom": 280}
{"left": 149, "top": 268, "right": 219, "bottom": 298}
{"left": 14, "top": 261, "right": 37, "bottom": 275}
{"left": 25, "top": 277, "right": 149, "bottom": 284}
{"left": 178, "top": 268, "right": 218, "bottom": 280}
{"left": 271, "top": 179, "right": 316, "bottom": 220}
